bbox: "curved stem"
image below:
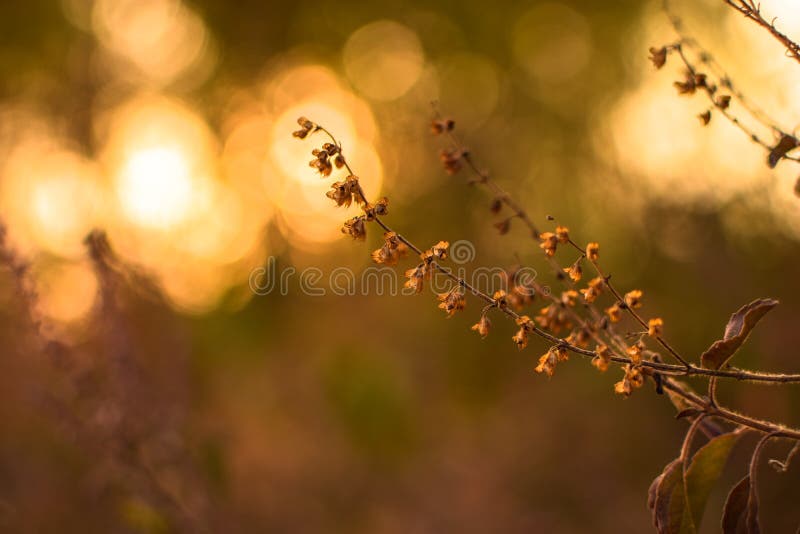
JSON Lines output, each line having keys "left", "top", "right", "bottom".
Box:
{"left": 307, "top": 122, "right": 800, "bottom": 439}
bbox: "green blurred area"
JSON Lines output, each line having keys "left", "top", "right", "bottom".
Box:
{"left": 2, "top": 0, "right": 800, "bottom": 533}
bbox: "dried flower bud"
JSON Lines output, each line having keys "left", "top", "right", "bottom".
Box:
{"left": 586, "top": 242, "right": 600, "bottom": 261}
{"left": 309, "top": 147, "right": 333, "bottom": 176}
{"left": 431, "top": 240, "right": 449, "bottom": 260}
{"left": 626, "top": 342, "right": 643, "bottom": 365}
{"left": 673, "top": 71, "right": 697, "bottom": 95}
{"left": 516, "top": 315, "right": 533, "bottom": 328}
{"left": 591, "top": 344, "right": 611, "bottom": 372}
{"left": 471, "top": 315, "right": 491, "bottom": 338}
{"left": 373, "top": 197, "right": 389, "bottom": 216}
{"left": 535, "top": 346, "right": 564, "bottom": 377}
{"left": 539, "top": 232, "right": 558, "bottom": 257}
{"left": 561, "top": 290, "right": 579, "bottom": 307}
{"left": 564, "top": 261, "right": 582, "bottom": 282}
{"left": 495, "top": 219, "right": 511, "bottom": 235}
{"left": 437, "top": 288, "right": 466, "bottom": 317}
{"left": 648, "top": 317, "right": 664, "bottom": 337}
{"left": 716, "top": 95, "right": 731, "bottom": 110}
{"left": 512, "top": 326, "right": 529, "bottom": 350}
{"left": 698, "top": 110, "right": 711, "bottom": 126}
{"left": 555, "top": 226, "right": 570, "bottom": 243}
{"left": 493, "top": 289, "right": 509, "bottom": 309}
{"left": 614, "top": 365, "right": 644, "bottom": 397}
{"left": 334, "top": 154, "right": 346, "bottom": 168}
{"left": 404, "top": 265, "right": 426, "bottom": 293}
{"left": 371, "top": 231, "right": 408, "bottom": 266}
{"left": 605, "top": 302, "right": 622, "bottom": 323}
{"left": 624, "top": 289, "right": 643, "bottom": 309}
{"left": 694, "top": 73, "right": 707, "bottom": 88}
{"left": 431, "top": 118, "right": 455, "bottom": 135}
{"left": 363, "top": 196, "right": 389, "bottom": 220}
{"left": 536, "top": 303, "right": 572, "bottom": 334}
{"left": 326, "top": 179, "right": 355, "bottom": 207}
{"left": 293, "top": 116, "right": 316, "bottom": 138}
{"left": 341, "top": 215, "right": 367, "bottom": 240}
{"left": 579, "top": 277, "right": 604, "bottom": 303}
{"left": 648, "top": 46, "right": 668, "bottom": 69}
{"left": 440, "top": 148, "right": 463, "bottom": 174}
{"left": 490, "top": 197, "right": 503, "bottom": 214}
{"left": 768, "top": 134, "right": 799, "bottom": 169}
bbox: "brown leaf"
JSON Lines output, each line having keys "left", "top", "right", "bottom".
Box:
{"left": 684, "top": 431, "right": 744, "bottom": 530}
{"left": 700, "top": 298, "right": 779, "bottom": 370}
{"left": 651, "top": 458, "right": 695, "bottom": 533}
{"left": 722, "top": 476, "right": 760, "bottom": 534}
{"left": 767, "top": 134, "right": 799, "bottom": 169}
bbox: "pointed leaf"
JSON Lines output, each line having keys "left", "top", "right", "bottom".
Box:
{"left": 652, "top": 458, "right": 696, "bottom": 534}
{"left": 722, "top": 476, "right": 760, "bottom": 534}
{"left": 684, "top": 431, "right": 743, "bottom": 529}
{"left": 701, "top": 298, "right": 778, "bottom": 369}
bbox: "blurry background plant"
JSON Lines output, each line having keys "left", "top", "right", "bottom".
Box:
{"left": 1, "top": 0, "right": 800, "bottom": 532}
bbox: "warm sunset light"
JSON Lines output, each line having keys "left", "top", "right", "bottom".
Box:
{"left": 117, "top": 146, "right": 194, "bottom": 229}
{"left": 4, "top": 2, "right": 800, "bottom": 532}
{"left": 0, "top": 141, "right": 105, "bottom": 258}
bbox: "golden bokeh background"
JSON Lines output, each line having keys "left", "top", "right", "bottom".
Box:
{"left": 1, "top": 0, "right": 799, "bottom": 532}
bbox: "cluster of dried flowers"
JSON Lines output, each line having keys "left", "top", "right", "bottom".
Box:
{"left": 295, "top": 115, "right": 673, "bottom": 399}
{"left": 293, "top": 77, "right": 800, "bottom": 530}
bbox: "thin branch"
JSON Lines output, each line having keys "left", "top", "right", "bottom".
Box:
{"left": 723, "top": 0, "right": 800, "bottom": 65}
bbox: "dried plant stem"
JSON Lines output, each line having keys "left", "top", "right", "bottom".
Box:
{"left": 433, "top": 107, "right": 719, "bottom": 371}
{"left": 427, "top": 111, "right": 800, "bottom": 387}
{"left": 722, "top": 0, "right": 800, "bottom": 65}
{"left": 661, "top": 380, "right": 800, "bottom": 439}
{"left": 431, "top": 109, "right": 633, "bottom": 353}
{"left": 312, "top": 126, "right": 800, "bottom": 392}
